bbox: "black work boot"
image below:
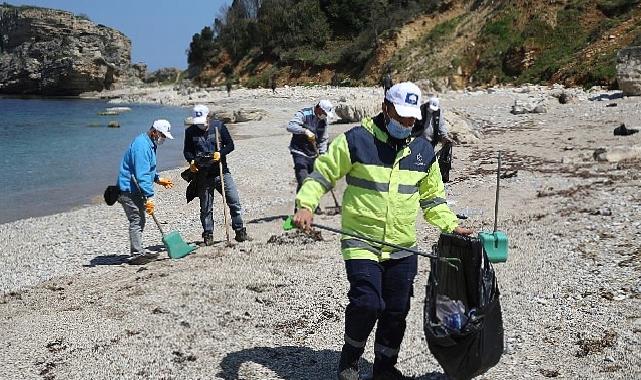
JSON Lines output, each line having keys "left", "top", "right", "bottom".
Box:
{"left": 337, "top": 345, "right": 361, "bottom": 380}
{"left": 337, "top": 358, "right": 359, "bottom": 380}
{"left": 234, "top": 227, "right": 250, "bottom": 242}
{"left": 203, "top": 234, "right": 215, "bottom": 246}
{"left": 372, "top": 365, "right": 408, "bottom": 380}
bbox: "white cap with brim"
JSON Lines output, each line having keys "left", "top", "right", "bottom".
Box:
{"left": 152, "top": 119, "right": 174, "bottom": 139}
{"left": 385, "top": 82, "right": 422, "bottom": 120}
{"left": 192, "top": 104, "right": 209, "bottom": 125}
{"left": 318, "top": 99, "right": 336, "bottom": 119}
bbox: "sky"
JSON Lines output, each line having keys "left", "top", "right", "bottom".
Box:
{"left": 10, "top": 0, "right": 231, "bottom": 70}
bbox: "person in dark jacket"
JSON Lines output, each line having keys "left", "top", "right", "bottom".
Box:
{"left": 184, "top": 104, "right": 249, "bottom": 245}
{"left": 417, "top": 96, "right": 452, "bottom": 147}
{"left": 287, "top": 100, "right": 335, "bottom": 212}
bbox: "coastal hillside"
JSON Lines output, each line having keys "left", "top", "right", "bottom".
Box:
{"left": 0, "top": 3, "right": 143, "bottom": 95}
{"left": 188, "top": 0, "right": 641, "bottom": 89}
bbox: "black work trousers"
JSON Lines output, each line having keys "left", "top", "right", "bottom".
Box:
{"left": 340, "top": 255, "right": 418, "bottom": 370}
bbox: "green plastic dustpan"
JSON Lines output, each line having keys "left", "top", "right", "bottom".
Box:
{"left": 163, "top": 230, "right": 196, "bottom": 259}
{"left": 480, "top": 152, "right": 509, "bottom": 263}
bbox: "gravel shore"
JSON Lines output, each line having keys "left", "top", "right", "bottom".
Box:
{"left": 1, "top": 85, "right": 640, "bottom": 379}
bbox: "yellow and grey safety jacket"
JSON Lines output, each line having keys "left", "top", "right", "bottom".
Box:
{"left": 296, "top": 114, "right": 459, "bottom": 262}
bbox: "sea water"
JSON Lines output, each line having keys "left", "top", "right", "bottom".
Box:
{"left": 0, "top": 97, "right": 190, "bottom": 223}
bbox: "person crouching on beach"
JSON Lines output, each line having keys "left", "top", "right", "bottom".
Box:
{"left": 117, "top": 120, "right": 174, "bottom": 265}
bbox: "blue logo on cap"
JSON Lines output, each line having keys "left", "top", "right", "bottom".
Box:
{"left": 405, "top": 93, "right": 418, "bottom": 105}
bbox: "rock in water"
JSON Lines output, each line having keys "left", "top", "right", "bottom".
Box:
{"left": 0, "top": 4, "right": 141, "bottom": 95}
{"left": 617, "top": 47, "right": 641, "bottom": 96}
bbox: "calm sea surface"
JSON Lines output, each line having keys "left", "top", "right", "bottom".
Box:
{"left": 0, "top": 98, "right": 190, "bottom": 223}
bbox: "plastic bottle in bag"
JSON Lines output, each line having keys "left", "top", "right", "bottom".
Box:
{"left": 436, "top": 294, "right": 468, "bottom": 332}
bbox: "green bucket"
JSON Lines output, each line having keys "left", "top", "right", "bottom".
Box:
{"left": 479, "top": 231, "right": 508, "bottom": 263}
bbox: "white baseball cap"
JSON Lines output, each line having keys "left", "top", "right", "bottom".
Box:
{"left": 317, "top": 99, "right": 336, "bottom": 119}
{"left": 428, "top": 96, "right": 440, "bottom": 111}
{"left": 385, "top": 82, "right": 422, "bottom": 120}
{"left": 192, "top": 104, "right": 209, "bottom": 125}
{"left": 152, "top": 119, "right": 174, "bottom": 139}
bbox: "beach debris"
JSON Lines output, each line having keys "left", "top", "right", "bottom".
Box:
{"left": 558, "top": 92, "right": 576, "bottom": 104}
{"left": 46, "top": 338, "right": 67, "bottom": 353}
{"left": 108, "top": 121, "right": 120, "bottom": 128}
{"left": 171, "top": 350, "right": 197, "bottom": 363}
{"left": 267, "top": 230, "right": 323, "bottom": 245}
{"left": 575, "top": 330, "right": 617, "bottom": 357}
{"left": 590, "top": 207, "right": 612, "bottom": 216}
{"left": 613, "top": 123, "right": 639, "bottom": 136}
{"left": 606, "top": 102, "right": 618, "bottom": 107}
{"left": 500, "top": 170, "right": 518, "bottom": 179}
{"left": 539, "top": 368, "right": 560, "bottom": 377}
{"left": 593, "top": 146, "right": 641, "bottom": 162}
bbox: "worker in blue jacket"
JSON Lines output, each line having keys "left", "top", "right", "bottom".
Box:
{"left": 287, "top": 99, "right": 335, "bottom": 213}
{"left": 184, "top": 104, "right": 249, "bottom": 246}
{"left": 117, "top": 119, "right": 174, "bottom": 264}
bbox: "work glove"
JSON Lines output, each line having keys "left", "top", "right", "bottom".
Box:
{"left": 157, "top": 177, "right": 173, "bottom": 189}
{"left": 212, "top": 152, "right": 221, "bottom": 162}
{"left": 144, "top": 199, "right": 155, "bottom": 215}
{"left": 189, "top": 160, "right": 199, "bottom": 173}
{"left": 304, "top": 129, "right": 316, "bottom": 143}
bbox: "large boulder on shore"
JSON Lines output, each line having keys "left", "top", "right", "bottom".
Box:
{"left": 617, "top": 47, "right": 641, "bottom": 96}
{"left": 0, "top": 4, "right": 139, "bottom": 95}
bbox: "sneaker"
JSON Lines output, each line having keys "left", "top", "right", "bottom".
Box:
{"left": 372, "top": 366, "right": 408, "bottom": 380}
{"left": 337, "top": 359, "right": 359, "bottom": 380}
{"left": 128, "top": 251, "right": 159, "bottom": 265}
{"left": 234, "top": 227, "right": 250, "bottom": 242}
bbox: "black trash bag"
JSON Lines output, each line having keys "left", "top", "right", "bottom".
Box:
{"left": 424, "top": 233, "right": 503, "bottom": 380}
{"left": 103, "top": 185, "right": 121, "bottom": 206}
{"left": 438, "top": 143, "right": 453, "bottom": 183}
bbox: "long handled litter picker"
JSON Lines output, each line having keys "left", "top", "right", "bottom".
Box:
{"left": 282, "top": 216, "right": 460, "bottom": 268}
{"left": 478, "top": 152, "right": 509, "bottom": 263}
{"left": 214, "top": 124, "right": 233, "bottom": 246}
{"left": 131, "top": 176, "right": 195, "bottom": 259}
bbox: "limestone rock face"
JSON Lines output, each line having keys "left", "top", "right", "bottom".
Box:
{"left": 0, "top": 5, "right": 139, "bottom": 95}
{"left": 617, "top": 47, "right": 641, "bottom": 96}
{"left": 144, "top": 67, "right": 181, "bottom": 84}
{"left": 334, "top": 97, "right": 380, "bottom": 122}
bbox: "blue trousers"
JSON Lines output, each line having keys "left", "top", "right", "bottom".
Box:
{"left": 341, "top": 255, "right": 418, "bottom": 370}
{"left": 197, "top": 172, "right": 244, "bottom": 237}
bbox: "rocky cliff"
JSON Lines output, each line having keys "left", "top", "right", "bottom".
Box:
{"left": 0, "top": 5, "right": 141, "bottom": 95}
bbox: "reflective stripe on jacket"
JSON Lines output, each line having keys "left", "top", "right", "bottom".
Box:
{"left": 296, "top": 115, "right": 458, "bottom": 262}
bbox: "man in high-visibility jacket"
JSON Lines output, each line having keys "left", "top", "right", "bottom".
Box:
{"left": 293, "top": 82, "right": 472, "bottom": 380}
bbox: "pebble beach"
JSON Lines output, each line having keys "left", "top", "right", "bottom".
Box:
{"left": 1, "top": 84, "right": 640, "bottom": 379}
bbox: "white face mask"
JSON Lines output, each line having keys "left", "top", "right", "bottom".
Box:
{"left": 318, "top": 113, "right": 327, "bottom": 121}
{"left": 156, "top": 136, "right": 166, "bottom": 145}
